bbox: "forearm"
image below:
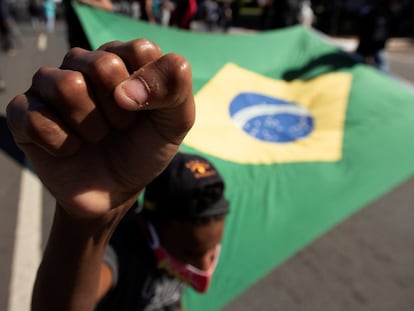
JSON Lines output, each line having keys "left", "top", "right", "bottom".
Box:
{"left": 32, "top": 202, "right": 130, "bottom": 311}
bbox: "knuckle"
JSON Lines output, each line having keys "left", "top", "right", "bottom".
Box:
{"left": 61, "top": 48, "right": 125, "bottom": 79}
{"left": 129, "top": 38, "right": 162, "bottom": 57}
{"left": 106, "top": 39, "right": 163, "bottom": 73}
{"left": 62, "top": 47, "right": 86, "bottom": 66}
{"left": 26, "top": 110, "right": 57, "bottom": 144}
{"left": 158, "top": 53, "right": 192, "bottom": 100}
{"left": 98, "top": 40, "right": 123, "bottom": 51}
{"left": 91, "top": 52, "right": 125, "bottom": 77}
{"left": 55, "top": 71, "right": 87, "bottom": 101}
{"left": 32, "top": 66, "right": 53, "bottom": 83}
{"left": 162, "top": 53, "right": 192, "bottom": 82}
{"left": 25, "top": 109, "right": 78, "bottom": 157}
{"left": 33, "top": 66, "right": 86, "bottom": 100}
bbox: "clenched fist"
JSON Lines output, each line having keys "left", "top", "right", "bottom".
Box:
{"left": 6, "top": 39, "right": 195, "bottom": 219}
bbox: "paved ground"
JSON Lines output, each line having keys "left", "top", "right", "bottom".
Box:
{"left": 0, "top": 20, "right": 413, "bottom": 311}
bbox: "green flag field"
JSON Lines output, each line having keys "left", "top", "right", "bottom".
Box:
{"left": 73, "top": 3, "right": 414, "bottom": 310}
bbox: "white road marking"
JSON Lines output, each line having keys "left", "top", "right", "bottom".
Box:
{"left": 37, "top": 33, "right": 48, "bottom": 52}
{"left": 8, "top": 167, "right": 42, "bottom": 311}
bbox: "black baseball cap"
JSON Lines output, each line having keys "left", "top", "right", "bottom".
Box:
{"left": 143, "top": 152, "right": 229, "bottom": 220}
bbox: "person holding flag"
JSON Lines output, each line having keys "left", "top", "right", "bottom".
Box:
{"left": 95, "top": 151, "right": 229, "bottom": 310}
{"left": 63, "top": 0, "right": 113, "bottom": 49}
{"left": 355, "top": 0, "right": 393, "bottom": 71}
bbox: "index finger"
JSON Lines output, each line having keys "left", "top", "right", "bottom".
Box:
{"left": 98, "top": 39, "right": 163, "bottom": 73}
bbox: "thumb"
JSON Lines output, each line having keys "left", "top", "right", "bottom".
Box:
{"left": 113, "top": 53, "right": 195, "bottom": 144}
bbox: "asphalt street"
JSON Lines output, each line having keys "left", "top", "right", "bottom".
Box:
{"left": 0, "top": 20, "right": 413, "bottom": 311}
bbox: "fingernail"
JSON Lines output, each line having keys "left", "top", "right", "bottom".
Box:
{"left": 119, "top": 77, "right": 149, "bottom": 110}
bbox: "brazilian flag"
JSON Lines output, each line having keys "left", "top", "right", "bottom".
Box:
{"left": 74, "top": 3, "right": 414, "bottom": 311}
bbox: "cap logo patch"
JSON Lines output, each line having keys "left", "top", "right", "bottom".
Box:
{"left": 185, "top": 160, "right": 217, "bottom": 179}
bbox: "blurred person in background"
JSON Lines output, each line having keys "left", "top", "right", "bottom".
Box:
{"left": 43, "top": 0, "right": 57, "bottom": 33}
{"left": 201, "top": 0, "right": 220, "bottom": 31}
{"left": 63, "top": 0, "right": 113, "bottom": 49}
{"left": 297, "top": 0, "right": 314, "bottom": 28}
{"left": 137, "top": 0, "right": 157, "bottom": 23}
{"left": 271, "top": 0, "right": 301, "bottom": 29}
{"left": 0, "top": 0, "right": 16, "bottom": 54}
{"left": 218, "top": 0, "right": 233, "bottom": 32}
{"left": 28, "top": 0, "right": 45, "bottom": 32}
{"left": 170, "top": 0, "right": 198, "bottom": 29}
{"left": 258, "top": 0, "right": 273, "bottom": 30}
{"left": 1, "top": 0, "right": 16, "bottom": 91}
{"left": 355, "top": 0, "right": 393, "bottom": 72}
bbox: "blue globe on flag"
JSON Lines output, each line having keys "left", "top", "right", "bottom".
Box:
{"left": 229, "top": 93, "right": 314, "bottom": 143}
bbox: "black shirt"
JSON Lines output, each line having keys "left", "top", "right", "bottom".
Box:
{"left": 95, "top": 209, "right": 185, "bottom": 311}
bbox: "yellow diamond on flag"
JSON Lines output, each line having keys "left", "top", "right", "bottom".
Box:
{"left": 184, "top": 63, "right": 353, "bottom": 164}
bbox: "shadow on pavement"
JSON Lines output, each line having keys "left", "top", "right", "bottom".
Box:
{"left": 0, "top": 115, "right": 25, "bottom": 166}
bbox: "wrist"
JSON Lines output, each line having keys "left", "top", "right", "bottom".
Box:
{"left": 55, "top": 191, "right": 140, "bottom": 220}
{"left": 54, "top": 195, "right": 137, "bottom": 238}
